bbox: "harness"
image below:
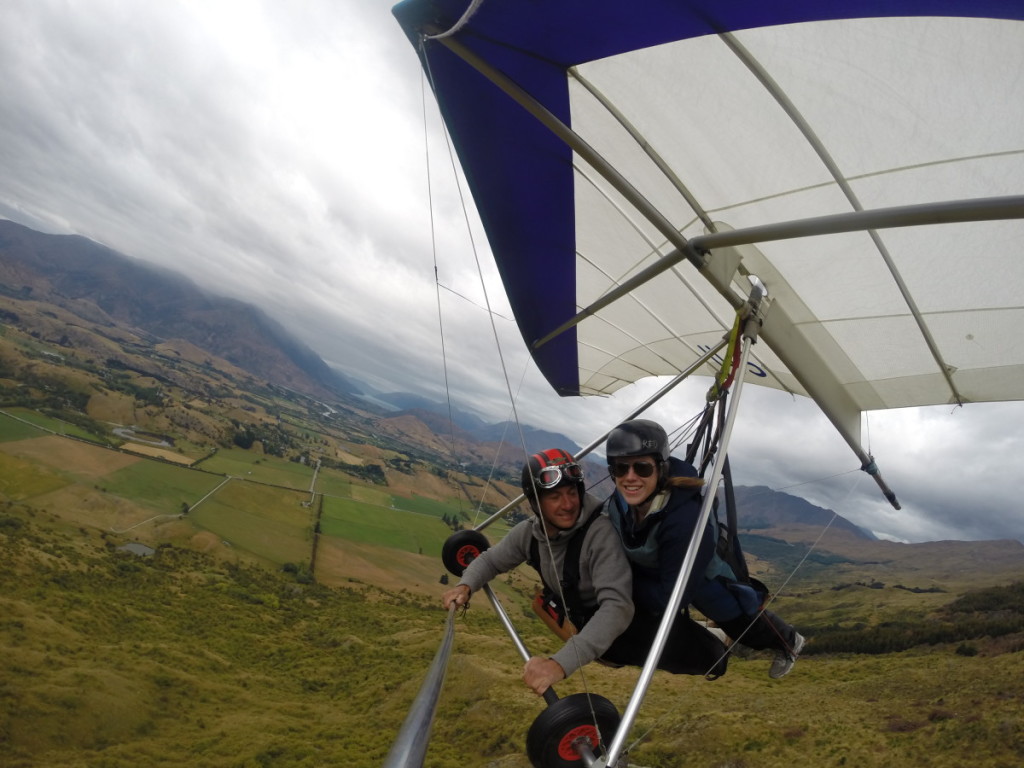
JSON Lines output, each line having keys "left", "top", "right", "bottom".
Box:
{"left": 526, "top": 507, "right": 602, "bottom": 631}
{"left": 686, "top": 394, "right": 767, "bottom": 602}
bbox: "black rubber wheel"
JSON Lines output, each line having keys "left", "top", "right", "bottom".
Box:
{"left": 441, "top": 530, "right": 490, "bottom": 576}
{"left": 526, "top": 693, "right": 620, "bottom": 768}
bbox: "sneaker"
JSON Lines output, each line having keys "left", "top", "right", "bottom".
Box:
{"left": 769, "top": 632, "right": 805, "bottom": 679}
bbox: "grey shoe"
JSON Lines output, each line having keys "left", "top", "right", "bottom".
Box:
{"left": 769, "top": 632, "right": 805, "bottom": 679}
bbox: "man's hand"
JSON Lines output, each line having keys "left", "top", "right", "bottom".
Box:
{"left": 523, "top": 656, "right": 566, "bottom": 696}
{"left": 442, "top": 584, "right": 471, "bottom": 610}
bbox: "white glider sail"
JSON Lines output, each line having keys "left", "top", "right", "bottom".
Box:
{"left": 393, "top": 1, "right": 1024, "bottom": 480}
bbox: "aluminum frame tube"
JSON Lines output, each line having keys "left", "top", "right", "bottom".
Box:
{"left": 382, "top": 605, "right": 459, "bottom": 768}
{"left": 689, "top": 195, "right": 1024, "bottom": 252}
{"left": 601, "top": 320, "right": 761, "bottom": 766}
{"left": 482, "top": 584, "right": 533, "bottom": 663}
{"left": 547, "top": 195, "right": 1024, "bottom": 348}
{"left": 482, "top": 584, "right": 559, "bottom": 706}
{"left": 425, "top": 28, "right": 707, "bottom": 284}
{"left": 469, "top": 340, "right": 728, "bottom": 534}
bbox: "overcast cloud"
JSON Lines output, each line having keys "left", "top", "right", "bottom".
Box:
{"left": 1, "top": 1, "right": 1021, "bottom": 546}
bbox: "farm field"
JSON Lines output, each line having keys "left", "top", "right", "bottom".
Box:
{"left": 320, "top": 495, "right": 451, "bottom": 558}
{"left": 0, "top": 423, "right": 499, "bottom": 581}
{"left": 186, "top": 480, "right": 313, "bottom": 566}
{"left": 196, "top": 447, "right": 315, "bottom": 490}
{"left": 1, "top": 407, "right": 109, "bottom": 443}
{"left": 311, "top": 466, "right": 352, "bottom": 498}
{"left": 100, "top": 461, "right": 223, "bottom": 517}
{"left": 119, "top": 441, "right": 194, "bottom": 464}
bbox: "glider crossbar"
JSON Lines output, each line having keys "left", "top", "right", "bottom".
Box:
{"left": 602, "top": 287, "right": 766, "bottom": 767}
{"left": 537, "top": 195, "right": 1024, "bottom": 351}
{"left": 689, "top": 195, "right": 1024, "bottom": 252}
{"left": 468, "top": 341, "right": 727, "bottom": 534}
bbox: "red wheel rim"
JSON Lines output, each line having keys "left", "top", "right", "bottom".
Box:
{"left": 556, "top": 725, "right": 598, "bottom": 760}
{"left": 456, "top": 544, "right": 480, "bottom": 567}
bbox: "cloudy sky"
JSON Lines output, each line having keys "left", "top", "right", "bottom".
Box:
{"left": 1, "top": 1, "right": 1021, "bottom": 545}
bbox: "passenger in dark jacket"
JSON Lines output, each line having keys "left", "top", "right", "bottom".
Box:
{"left": 604, "top": 419, "right": 806, "bottom": 678}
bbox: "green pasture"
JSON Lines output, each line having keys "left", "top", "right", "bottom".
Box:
{"left": 0, "top": 408, "right": 98, "bottom": 442}
{"left": 349, "top": 484, "right": 391, "bottom": 506}
{"left": 320, "top": 496, "right": 451, "bottom": 558}
{"left": 187, "top": 480, "right": 312, "bottom": 565}
{"left": 0, "top": 451, "right": 70, "bottom": 500}
{"left": 196, "top": 448, "right": 314, "bottom": 490}
{"left": 394, "top": 493, "right": 463, "bottom": 518}
{"left": 0, "top": 411, "right": 48, "bottom": 442}
{"left": 100, "top": 462, "right": 224, "bottom": 516}
{"left": 312, "top": 466, "right": 352, "bottom": 498}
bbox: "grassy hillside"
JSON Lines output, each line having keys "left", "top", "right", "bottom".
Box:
{"left": 1, "top": 504, "right": 1022, "bottom": 768}
{"left": 0, "top": 421, "right": 1022, "bottom": 767}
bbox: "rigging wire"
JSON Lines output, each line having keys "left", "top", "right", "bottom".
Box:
{"left": 617, "top": 455, "right": 869, "bottom": 760}
{"left": 417, "top": 42, "right": 524, "bottom": 530}
{"left": 421, "top": 38, "right": 535, "bottom": 529}
{"left": 717, "top": 469, "right": 868, "bottom": 657}
{"left": 421, "top": 37, "right": 531, "bottom": 471}
{"left": 467, "top": 360, "right": 532, "bottom": 528}
{"left": 419, "top": 65, "right": 467, "bottom": 521}
{"left": 420, "top": 36, "right": 610, "bottom": 742}
{"left": 438, "top": 281, "right": 513, "bottom": 321}
{"left": 774, "top": 467, "right": 860, "bottom": 493}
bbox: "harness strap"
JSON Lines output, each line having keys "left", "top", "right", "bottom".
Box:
{"left": 527, "top": 506, "right": 602, "bottom": 629}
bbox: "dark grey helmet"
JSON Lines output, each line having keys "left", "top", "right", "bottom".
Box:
{"left": 605, "top": 419, "right": 670, "bottom": 461}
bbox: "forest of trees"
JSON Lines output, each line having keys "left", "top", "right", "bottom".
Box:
{"left": 806, "top": 581, "right": 1024, "bottom": 655}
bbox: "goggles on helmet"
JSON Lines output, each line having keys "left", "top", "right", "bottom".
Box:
{"left": 534, "top": 462, "right": 584, "bottom": 490}
{"left": 609, "top": 460, "right": 658, "bottom": 479}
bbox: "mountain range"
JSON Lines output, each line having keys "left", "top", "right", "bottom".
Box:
{"left": 3, "top": 217, "right": 1020, "bottom": 557}
{"left": 0, "top": 219, "right": 359, "bottom": 399}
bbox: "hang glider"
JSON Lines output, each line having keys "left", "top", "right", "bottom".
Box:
{"left": 393, "top": 0, "right": 1024, "bottom": 503}
{"left": 390, "top": 2, "right": 1024, "bottom": 766}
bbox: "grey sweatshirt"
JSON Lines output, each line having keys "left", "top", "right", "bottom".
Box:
{"left": 458, "top": 493, "right": 634, "bottom": 677}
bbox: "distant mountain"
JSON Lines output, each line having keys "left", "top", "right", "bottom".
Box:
{"left": 370, "top": 392, "right": 583, "bottom": 457}
{"left": 734, "top": 485, "right": 873, "bottom": 539}
{"left": 468, "top": 420, "right": 584, "bottom": 456}
{"left": 360, "top": 394, "right": 886, "bottom": 526}
{"left": 0, "top": 219, "right": 359, "bottom": 398}
{"left": 376, "top": 392, "right": 489, "bottom": 432}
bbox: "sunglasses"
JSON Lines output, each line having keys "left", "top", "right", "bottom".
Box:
{"left": 535, "top": 462, "right": 584, "bottom": 489}
{"left": 609, "top": 460, "right": 657, "bottom": 479}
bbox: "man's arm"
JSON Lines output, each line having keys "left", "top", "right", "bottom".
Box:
{"left": 441, "top": 520, "right": 533, "bottom": 603}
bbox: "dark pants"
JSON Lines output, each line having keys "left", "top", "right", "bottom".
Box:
{"left": 600, "top": 609, "right": 729, "bottom": 678}
{"left": 691, "top": 577, "right": 797, "bottom": 652}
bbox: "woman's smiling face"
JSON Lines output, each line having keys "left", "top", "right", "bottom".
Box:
{"left": 611, "top": 456, "right": 659, "bottom": 507}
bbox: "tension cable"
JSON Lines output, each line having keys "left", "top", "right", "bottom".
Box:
{"left": 420, "top": 34, "right": 613, "bottom": 749}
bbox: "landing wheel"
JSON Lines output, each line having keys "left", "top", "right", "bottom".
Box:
{"left": 526, "top": 693, "right": 619, "bottom": 768}
{"left": 441, "top": 530, "right": 490, "bottom": 576}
